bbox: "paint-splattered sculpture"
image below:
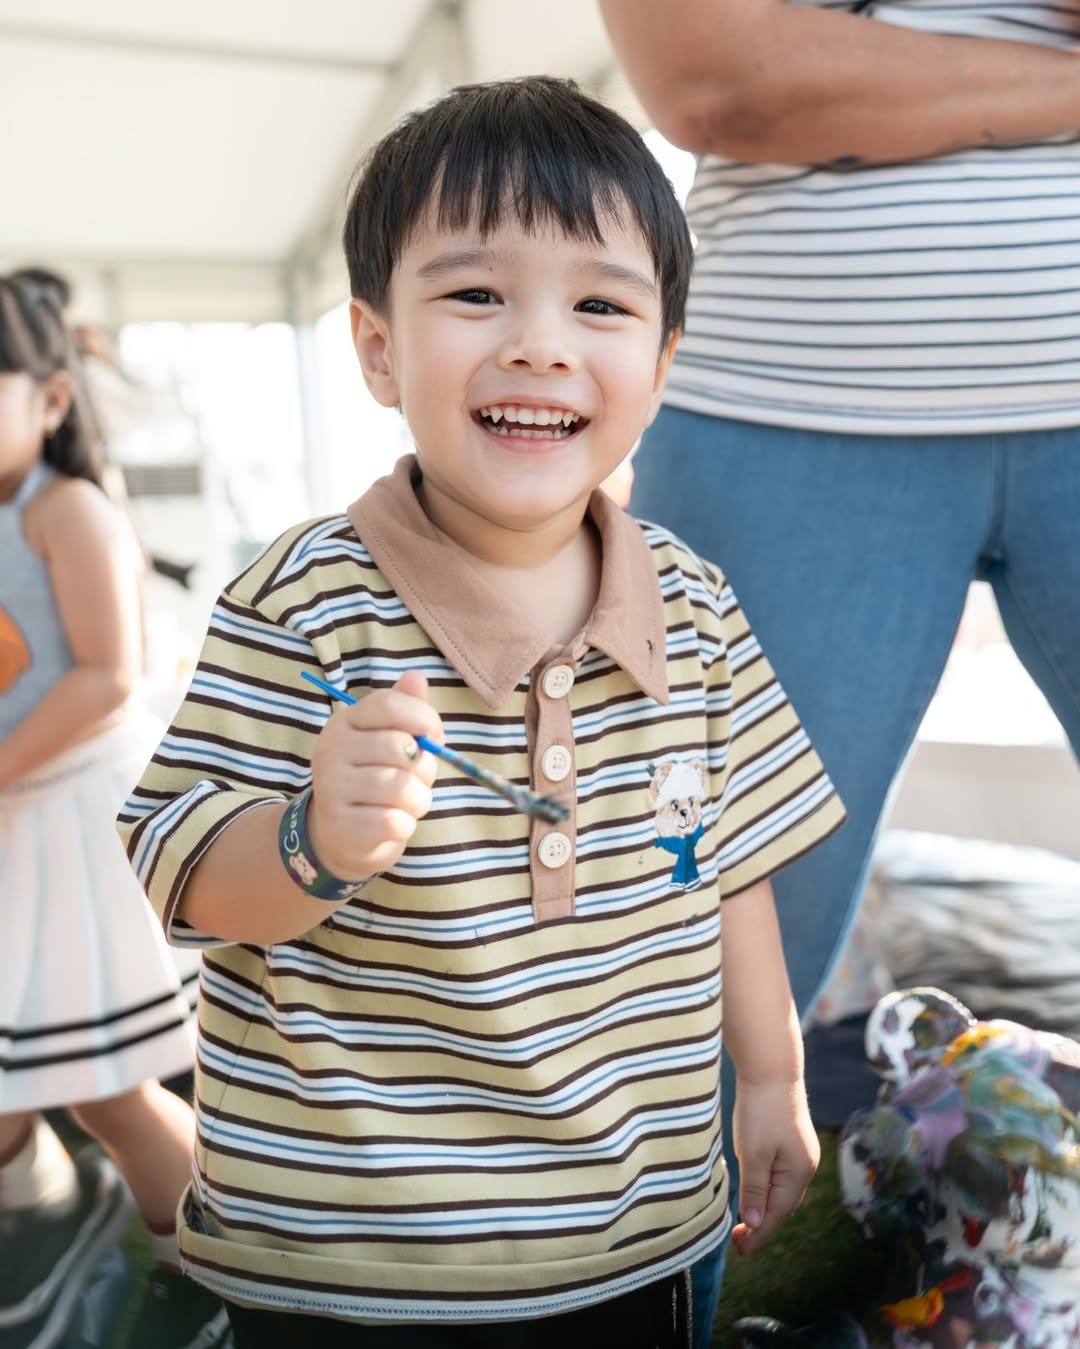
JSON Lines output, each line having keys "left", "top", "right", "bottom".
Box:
{"left": 839, "top": 987, "right": 1080, "bottom": 1348}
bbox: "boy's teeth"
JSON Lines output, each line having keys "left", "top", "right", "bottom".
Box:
{"left": 478, "top": 405, "right": 580, "bottom": 429}
{"left": 488, "top": 425, "right": 562, "bottom": 439}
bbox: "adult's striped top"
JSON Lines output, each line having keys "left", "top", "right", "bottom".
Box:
{"left": 664, "top": 0, "right": 1080, "bottom": 435}
{"left": 119, "top": 455, "right": 844, "bottom": 1323}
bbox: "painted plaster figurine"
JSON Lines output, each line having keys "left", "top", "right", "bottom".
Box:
{"left": 840, "top": 987, "right": 1080, "bottom": 1348}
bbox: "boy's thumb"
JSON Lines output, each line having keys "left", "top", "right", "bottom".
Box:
{"left": 393, "top": 669, "right": 429, "bottom": 701}
{"left": 738, "top": 1179, "right": 767, "bottom": 1232}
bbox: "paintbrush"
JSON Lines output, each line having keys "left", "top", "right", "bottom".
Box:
{"left": 301, "top": 671, "right": 570, "bottom": 824}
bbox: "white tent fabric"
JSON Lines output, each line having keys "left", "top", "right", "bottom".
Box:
{"left": 0, "top": 0, "right": 638, "bottom": 325}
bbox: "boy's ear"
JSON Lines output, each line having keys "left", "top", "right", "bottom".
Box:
{"left": 349, "top": 299, "right": 400, "bottom": 408}
{"left": 645, "top": 330, "right": 681, "bottom": 427}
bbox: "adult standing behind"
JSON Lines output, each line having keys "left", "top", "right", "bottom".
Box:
{"left": 599, "top": 1, "right": 1080, "bottom": 1339}
{"left": 599, "top": 0, "right": 1080, "bottom": 1031}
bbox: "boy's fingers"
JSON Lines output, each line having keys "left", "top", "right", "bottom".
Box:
{"left": 734, "top": 1162, "right": 812, "bottom": 1257}
{"left": 340, "top": 673, "right": 440, "bottom": 743}
{"left": 768, "top": 1170, "right": 810, "bottom": 1221}
{"left": 393, "top": 669, "right": 429, "bottom": 700}
{"left": 733, "top": 1164, "right": 772, "bottom": 1258}
{"left": 738, "top": 1170, "right": 769, "bottom": 1232}
{"left": 732, "top": 1213, "right": 781, "bottom": 1258}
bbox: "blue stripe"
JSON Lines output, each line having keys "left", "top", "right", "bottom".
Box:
{"left": 244, "top": 922, "right": 718, "bottom": 999}
{"left": 198, "top": 1095, "right": 719, "bottom": 1169}
{"left": 718, "top": 777, "right": 834, "bottom": 868}
{"left": 198, "top": 1036, "right": 719, "bottom": 1114}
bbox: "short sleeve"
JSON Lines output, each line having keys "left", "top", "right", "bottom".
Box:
{"left": 706, "top": 570, "right": 846, "bottom": 898}
{"left": 117, "top": 587, "right": 327, "bottom": 947}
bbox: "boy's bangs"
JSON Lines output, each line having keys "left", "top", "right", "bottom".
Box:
{"left": 343, "top": 77, "right": 692, "bottom": 334}
{"left": 432, "top": 139, "right": 626, "bottom": 248}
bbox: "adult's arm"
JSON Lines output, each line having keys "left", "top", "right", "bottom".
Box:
{"left": 599, "top": 0, "right": 1080, "bottom": 167}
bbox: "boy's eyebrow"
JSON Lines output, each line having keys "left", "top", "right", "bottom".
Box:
{"left": 415, "top": 249, "right": 657, "bottom": 298}
{"left": 415, "top": 248, "right": 506, "bottom": 280}
{"left": 580, "top": 260, "right": 657, "bottom": 298}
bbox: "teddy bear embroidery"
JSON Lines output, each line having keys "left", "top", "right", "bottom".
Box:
{"left": 648, "top": 757, "right": 708, "bottom": 891}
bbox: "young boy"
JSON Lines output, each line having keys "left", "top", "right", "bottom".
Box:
{"left": 119, "top": 76, "right": 845, "bottom": 1348}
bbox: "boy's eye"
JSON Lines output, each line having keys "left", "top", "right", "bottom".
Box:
{"left": 448, "top": 288, "right": 499, "bottom": 305}
{"left": 576, "top": 297, "right": 626, "bottom": 317}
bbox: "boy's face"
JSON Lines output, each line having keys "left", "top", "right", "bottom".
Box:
{"left": 350, "top": 207, "right": 677, "bottom": 557}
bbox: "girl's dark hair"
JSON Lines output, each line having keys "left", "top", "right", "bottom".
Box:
{"left": 343, "top": 76, "right": 693, "bottom": 341}
{"left": 0, "top": 270, "right": 105, "bottom": 486}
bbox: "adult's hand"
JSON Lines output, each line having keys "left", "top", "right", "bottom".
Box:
{"left": 599, "top": 0, "right": 1080, "bottom": 167}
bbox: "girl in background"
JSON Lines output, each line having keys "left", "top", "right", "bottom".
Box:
{"left": 0, "top": 272, "right": 227, "bottom": 1349}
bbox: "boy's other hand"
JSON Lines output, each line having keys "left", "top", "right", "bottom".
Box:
{"left": 307, "top": 670, "right": 442, "bottom": 882}
{"left": 730, "top": 1078, "right": 820, "bottom": 1257}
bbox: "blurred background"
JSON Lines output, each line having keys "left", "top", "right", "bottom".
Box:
{"left": 0, "top": 0, "right": 1073, "bottom": 899}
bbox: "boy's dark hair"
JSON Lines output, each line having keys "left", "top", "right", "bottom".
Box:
{"left": 0, "top": 270, "right": 105, "bottom": 487}
{"left": 343, "top": 76, "right": 692, "bottom": 342}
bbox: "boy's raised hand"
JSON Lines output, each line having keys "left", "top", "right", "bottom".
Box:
{"left": 307, "top": 670, "right": 442, "bottom": 883}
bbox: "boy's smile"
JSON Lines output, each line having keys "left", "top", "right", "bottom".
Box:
{"left": 475, "top": 403, "right": 583, "bottom": 440}
{"left": 350, "top": 211, "right": 677, "bottom": 565}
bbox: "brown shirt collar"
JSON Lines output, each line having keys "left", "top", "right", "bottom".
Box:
{"left": 347, "top": 455, "right": 670, "bottom": 710}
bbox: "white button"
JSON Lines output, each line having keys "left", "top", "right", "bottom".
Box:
{"left": 537, "top": 832, "right": 572, "bottom": 868}
{"left": 541, "top": 664, "right": 575, "bottom": 698}
{"left": 541, "top": 745, "right": 572, "bottom": 782}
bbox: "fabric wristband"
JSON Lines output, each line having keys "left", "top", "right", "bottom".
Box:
{"left": 278, "top": 786, "right": 370, "bottom": 902}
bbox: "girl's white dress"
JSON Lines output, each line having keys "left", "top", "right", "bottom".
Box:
{"left": 0, "top": 465, "right": 197, "bottom": 1111}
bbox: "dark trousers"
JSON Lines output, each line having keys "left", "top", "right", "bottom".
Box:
{"left": 226, "top": 1272, "right": 692, "bottom": 1348}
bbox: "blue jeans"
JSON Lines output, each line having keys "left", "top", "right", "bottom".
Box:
{"left": 632, "top": 408, "right": 1080, "bottom": 1348}
{"left": 690, "top": 1240, "right": 728, "bottom": 1349}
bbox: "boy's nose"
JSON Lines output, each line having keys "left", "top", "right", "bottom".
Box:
{"left": 497, "top": 316, "right": 578, "bottom": 373}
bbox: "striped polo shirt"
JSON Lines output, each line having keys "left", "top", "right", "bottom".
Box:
{"left": 119, "top": 455, "right": 844, "bottom": 1322}
{"left": 665, "top": 0, "right": 1080, "bottom": 435}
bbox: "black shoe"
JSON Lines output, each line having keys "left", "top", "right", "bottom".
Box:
{"left": 0, "top": 1151, "right": 135, "bottom": 1349}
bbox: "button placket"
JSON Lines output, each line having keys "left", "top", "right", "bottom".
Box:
{"left": 529, "top": 656, "right": 578, "bottom": 922}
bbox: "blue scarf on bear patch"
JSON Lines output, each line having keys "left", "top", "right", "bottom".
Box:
{"left": 654, "top": 825, "right": 703, "bottom": 888}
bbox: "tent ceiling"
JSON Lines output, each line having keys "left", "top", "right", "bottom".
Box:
{"left": 0, "top": 0, "right": 639, "bottom": 324}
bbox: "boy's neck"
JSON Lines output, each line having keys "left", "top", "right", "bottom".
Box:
{"left": 430, "top": 513, "right": 602, "bottom": 648}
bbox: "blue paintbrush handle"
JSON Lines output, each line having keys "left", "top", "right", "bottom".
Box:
{"left": 300, "top": 671, "right": 569, "bottom": 823}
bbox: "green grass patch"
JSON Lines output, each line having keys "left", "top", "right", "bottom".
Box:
{"left": 711, "top": 1130, "right": 892, "bottom": 1346}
